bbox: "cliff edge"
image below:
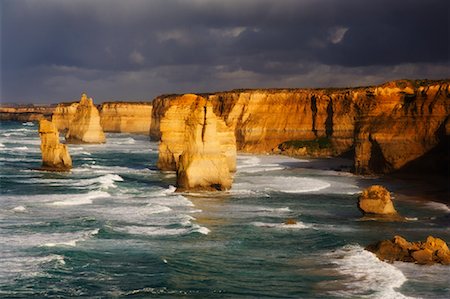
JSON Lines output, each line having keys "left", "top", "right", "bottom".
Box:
{"left": 151, "top": 79, "right": 449, "bottom": 174}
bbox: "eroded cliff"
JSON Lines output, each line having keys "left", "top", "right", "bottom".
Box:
{"left": 100, "top": 102, "right": 152, "bottom": 134}
{"left": 156, "top": 94, "right": 236, "bottom": 191}
{"left": 52, "top": 102, "right": 79, "bottom": 132}
{"left": 151, "top": 79, "right": 449, "bottom": 174}
{"left": 0, "top": 106, "right": 55, "bottom": 122}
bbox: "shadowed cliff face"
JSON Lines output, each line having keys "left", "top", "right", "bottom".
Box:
{"left": 151, "top": 79, "right": 449, "bottom": 174}
{"left": 0, "top": 106, "right": 54, "bottom": 122}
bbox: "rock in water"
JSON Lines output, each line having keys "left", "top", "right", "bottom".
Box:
{"left": 358, "top": 185, "right": 397, "bottom": 215}
{"left": 65, "top": 93, "right": 106, "bottom": 143}
{"left": 176, "top": 96, "right": 234, "bottom": 191}
{"left": 366, "top": 235, "right": 450, "bottom": 265}
{"left": 157, "top": 94, "right": 236, "bottom": 173}
{"left": 39, "top": 119, "right": 72, "bottom": 171}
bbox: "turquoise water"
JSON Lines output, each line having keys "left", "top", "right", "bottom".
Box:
{"left": 0, "top": 121, "right": 449, "bottom": 298}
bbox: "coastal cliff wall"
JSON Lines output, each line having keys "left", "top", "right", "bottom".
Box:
{"left": 151, "top": 80, "right": 449, "bottom": 174}
{"left": 100, "top": 102, "right": 152, "bottom": 134}
{"left": 52, "top": 102, "right": 79, "bottom": 131}
{"left": 0, "top": 106, "right": 55, "bottom": 122}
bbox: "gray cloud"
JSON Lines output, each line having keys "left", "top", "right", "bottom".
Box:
{"left": 1, "top": 0, "right": 449, "bottom": 103}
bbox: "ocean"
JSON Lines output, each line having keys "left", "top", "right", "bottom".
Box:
{"left": 0, "top": 121, "right": 449, "bottom": 298}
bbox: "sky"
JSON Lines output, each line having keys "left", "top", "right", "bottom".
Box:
{"left": 1, "top": 0, "right": 449, "bottom": 104}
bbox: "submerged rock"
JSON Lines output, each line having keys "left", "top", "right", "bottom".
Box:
{"left": 65, "top": 93, "right": 106, "bottom": 143}
{"left": 366, "top": 235, "right": 450, "bottom": 265}
{"left": 358, "top": 185, "right": 398, "bottom": 216}
{"left": 284, "top": 219, "right": 297, "bottom": 225}
{"left": 39, "top": 119, "right": 72, "bottom": 171}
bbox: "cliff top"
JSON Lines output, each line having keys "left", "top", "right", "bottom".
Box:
{"left": 101, "top": 101, "right": 153, "bottom": 105}
{"left": 155, "top": 79, "right": 450, "bottom": 100}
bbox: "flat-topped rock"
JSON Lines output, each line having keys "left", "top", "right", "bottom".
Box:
{"left": 358, "top": 185, "right": 398, "bottom": 215}
{"left": 39, "top": 119, "right": 72, "bottom": 171}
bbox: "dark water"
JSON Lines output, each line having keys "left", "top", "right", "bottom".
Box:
{"left": 0, "top": 121, "right": 449, "bottom": 298}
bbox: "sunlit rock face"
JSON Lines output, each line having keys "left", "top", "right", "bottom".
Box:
{"left": 100, "top": 102, "right": 152, "bottom": 134}
{"left": 65, "top": 93, "right": 106, "bottom": 143}
{"left": 358, "top": 185, "right": 397, "bottom": 215}
{"left": 151, "top": 79, "right": 449, "bottom": 174}
{"left": 366, "top": 235, "right": 450, "bottom": 265}
{"left": 352, "top": 80, "right": 449, "bottom": 174}
{"left": 52, "top": 102, "right": 79, "bottom": 132}
{"left": 39, "top": 119, "right": 72, "bottom": 171}
{"left": 155, "top": 94, "right": 236, "bottom": 191}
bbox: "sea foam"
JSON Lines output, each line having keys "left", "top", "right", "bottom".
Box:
{"left": 329, "top": 245, "right": 415, "bottom": 299}
{"left": 51, "top": 191, "right": 111, "bottom": 206}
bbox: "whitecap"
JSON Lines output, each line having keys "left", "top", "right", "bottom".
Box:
{"left": 42, "top": 229, "right": 99, "bottom": 247}
{"left": 0, "top": 254, "right": 65, "bottom": 284}
{"left": 329, "top": 245, "right": 414, "bottom": 299}
{"left": 12, "top": 146, "right": 28, "bottom": 151}
{"left": 51, "top": 191, "right": 110, "bottom": 206}
{"left": 144, "top": 204, "right": 173, "bottom": 214}
{"left": 12, "top": 205, "right": 27, "bottom": 213}
{"left": 22, "top": 122, "right": 35, "bottom": 126}
{"left": 114, "top": 223, "right": 209, "bottom": 236}
{"left": 424, "top": 202, "right": 450, "bottom": 213}
{"left": 232, "top": 176, "right": 330, "bottom": 194}
{"left": 251, "top": 221, "right": 310, "bottom": 229}
{"left": 0, "top": 143, "right": 4, "bottom": 147}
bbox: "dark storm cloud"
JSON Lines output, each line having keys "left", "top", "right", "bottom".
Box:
{"left": 1, "top": 0, "right": 449, "bottom": 103}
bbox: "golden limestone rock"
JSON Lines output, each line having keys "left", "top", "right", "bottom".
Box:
{"left": 358, "top": 185, "right": 397, "bottom": 215}
{"left": 39, "top": 119, "right": 72, "bottom": 171}
{"left": 99, "top": 102, "right": 152, "bottom": 134}
{"left": 65, "top": 93, "right": 106, "bottom": 143}
{"left": 156, "top": 94, "right": 236, "bottom": 191}
{"left": 366, "top": 235, "right": 450, "bottom": 265}
{"left": 150, "top": 79, "right": 449, "bottom": 174}
{"left": 51, "top": 102, "right": 79, "bottom": 132}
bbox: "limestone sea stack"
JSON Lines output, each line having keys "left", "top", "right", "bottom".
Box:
{"left": 366, "top": 235, "right": 450, "bottom": 265}
{"left": 156, "top": 94, "right": 236, "bottom": 191}
{"left": 65, "top": 93, "right": 106, "bottom": 143}
{"left": 38, "top": 119, "right": 72, "bottom": 171}
{"left": 358, "top": 185, "right": 397, "bottom": 216}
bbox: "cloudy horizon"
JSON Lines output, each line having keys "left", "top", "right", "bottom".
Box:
{"left": 1, "top": 0, "right": 449, "bottom": 104}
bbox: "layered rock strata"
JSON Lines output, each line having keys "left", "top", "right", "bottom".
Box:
{"left": 157, "top": 94, "right": 236, "bottom": 191}
{"left": 366, "top": 235, "right": 450, "bottom": 265}
{"left": 151, "top": 79, "right": 449, "bottom": 174}
{"left": 65, "top": 93, "right": 106, "bottom": 143}
{"left": 0, "top": 105, "right": 55, "bottom": 122}
{"left": 38, "top": 119, "right": 72, "bottom": 171}
{"left": 100, "top": 102, "right": 152, "bottom": 134}
{"left": 52, "top": 102, "right": 79, "bottom": 132}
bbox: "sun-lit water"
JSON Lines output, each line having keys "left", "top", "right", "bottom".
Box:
{"left": 1, "top": 121, "right": 449, "bottom": 298}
